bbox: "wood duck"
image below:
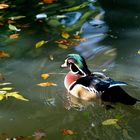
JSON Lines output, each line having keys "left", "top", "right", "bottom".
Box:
{"left": 61, "top": 54, "right": 139, "bottom": 105}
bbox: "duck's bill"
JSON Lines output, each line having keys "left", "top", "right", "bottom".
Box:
{"left": 61, "top": 62, "right": 67, "bottom": 68}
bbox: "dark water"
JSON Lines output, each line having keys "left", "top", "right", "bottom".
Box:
{"left": 0, "top": 0, "right": 140, "bottom": 139}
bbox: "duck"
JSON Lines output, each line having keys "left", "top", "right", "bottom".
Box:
{"left": 61, "top": 53, "right": 139, "bottom": 105}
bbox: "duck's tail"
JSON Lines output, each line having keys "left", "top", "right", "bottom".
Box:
{"left": 101, "top": 86, "right": 139, "bottom": 105}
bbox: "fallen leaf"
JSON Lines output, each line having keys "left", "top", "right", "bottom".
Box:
{"left": 41, "top": 73, "right": 49, "bottom": 80}
{"left": 6, "top": 92, "right": 29, "bottom": 101}
{"left": 55, "top": 39, "right": 68, "bottom": 45}
{"left": 0, "top": 82, "right": 12, "bottom": 86}
{"left": 0, "top": 73, "right": 5, "bottom": 81}
{"left": 74, "top": 34, "right": 81, "bottom": 39}
{"left": 138, "top": 50, "right": 140, "bottom": 54}
{"left": 37, "top": 82, "right": 57, "bottom": 87}
{"left": 0, "top": 51, "right": 10, "bottom": 58}
{"left": 43, "top": 0, "right": 57, "bottom": 4}
{"left": 35, "top": 40, "right": 45, "bottom": 48}
{"left": 33, "top": 129, "right": 46, "bottom": 140}
{"left": 0, "top": 3, "right": 9, "bottom": 9}
{"left": 9, "top": 34, "right": 19, "bottom": 39}
{"left": 61, "top": 32, "right": 70, "bottom": 39}
{"left": 8, "top": 24, "right": 21, "bottom": 32}
{"left": 0, "top": 94, "right": 5, "bottom": 100}
{"left": 0, "top": 87, "right": 13, "bottom": 91}
{"left": 9, "top": 16, "right": 26, "bottom": 20}
{"left": 58, "top": 44, "right": 68, "bottom": 49}
{"left": 102, "top": 119, "right": 118, "bottom": 125}
{"left": 49, "top": 54, "right": 54, "bottom": 60}
{"left": 63, "top": 129, "right": 75, "bottom": 135}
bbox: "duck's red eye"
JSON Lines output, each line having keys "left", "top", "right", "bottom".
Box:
{"left": 67, "top": 59, "right": 74, "bottom": 64}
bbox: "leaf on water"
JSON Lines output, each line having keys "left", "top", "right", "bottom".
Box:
{"left": 58, "top": 44, "right": 68, "bottom": 49}
{"left": 6, "top": 92, "right": 29, "bottom": 101}
{"left": 41, "top": 73, "right": 49, "bottom": 80}
{"left": 0, "top": 3, "right": 9, "bottom": 9}
{"left": 37, "top": 82, "right": 57, "bottom": 87}
{"left": 0, "top": 51, "right": 10, "bottom": 58}
{"left": 8, "top": 24, "right": 21, "bottom": 32}
{"left": 43, "top": 0, "right": 57, "bottom": 4}
{"left": 102, "top": 119, "right": 118, "bottom": 126}
{"left": 49, "top": 54, "right": 54, "bottom": 60}
{"left": 0, "top": 94, "right": 5, "bottom": 101}
{"left": 9, "top": 34, "right": 19, "bottom": 39}
{"left": 9, "top": 16, "right": 26, "bottom": 20}
{"left": 0, "top": 82, "right": 12, "bottom": 86}
{"left": 55, "top": 39, "right": 69, "bottom": 45}
{"left": 138, "top": 50, "right": 140, "bottom": 54}
{"left": 74, "top": 34, "right": 81, "bottom": 39}
{"left": 0, "top": 87, "right": 13, "bottom": 91}
{"left": 33, "top": 129, "right": 46, "bottom": 140}
{"left": 63, "top": 129, "right": 75, "bottom": 135}
{"left": 35, "top": 40, "right": 46, "bottom": 48}
{"left": 61, "top": 32, "right": 70, "bottom": 39}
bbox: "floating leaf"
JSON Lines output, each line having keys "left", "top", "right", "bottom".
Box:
{"left": 74, "top": 34, "right": 81, "bottom": 39}
{"left": 0, "top": 87, "right": 13, "bottom": 91}
{"left": 49, "top": 54, "right": 54, "bottom": 60}
{"left": 58, "top": 44, "right": 68, "bottom": 49}
{"left": 35, "top": 40, "right": 46, "bottom": 48}
{"left": 0, "top": 4, "right": 9, "bottom": 9}
{"left": 138, "top": 50, "right": 140, "bottom": 54}
{"left": 9, "top": 16, "right": 26, "bottom": 20}
{"left": 8, "top": 24, "right": 21, "bottom": 32}
{"left": 9, "top": 33, "right": 19, "bottom": 39}
{"left": 0, "top": 82, "right": 12, "bottom": 86}
{"left": 37, "top": 82, "right": 57, "bottom": 87}
{"left": 6, "top": 92, "right": 29, "bottom": 101}
{"left": 33, "top": 129, "right": 46, "bottom": 140}
{"left": 102, "top": 119, "right": 118, "bottom": 125}
{"left": 0, "top": 94, "right": 5, "bottom": 101}
{"left": 43, "top": 0, "right": 57, "bottom": 4}
{"left": 55, "top": 39, "right": 68, "bottom": 45}
{"left": 41, "top": 73, "right": 49, "bottom": 80}
{"left": 63, "top": 129, "right": 75, "bottom": 135}
{"left": 0, "top": 51, "right": 10, "bottom": 58}
{"left": 61, "top": 32, "right": 70, "bottom": 39}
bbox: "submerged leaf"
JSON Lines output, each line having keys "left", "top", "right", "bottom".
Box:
{"left": 9, "top": 34, "right": 19, "bottom": 39}
{"left": 41, "top": 73, "right": 49, "bottom": 80}
{"left": 58, "top": 44, "right": 68, "bottom": 49}
{"left": 8, "top": 24, "right": 21, "bottom": 32}
{"left": 0, "top": 51, "right": 10, "bottom": 58}
{"left": 33, "top": 129, "right": 46, "bottom": 140}
{"left": 0, "top": 3, "right": 9, "bottom": 9}
{"left": 6, "top": 92, "right": 29, "bottom": 101}
{"left": 37, "top": 82, "right": 57, "bottom": 87}
{"left": 63, "top": 129, "right": 75, "bottom": 135}
{"left": 35, "top": 40, "right": 45, "bottom": 48}
{"left": 102, "top": 119, "right": 118, "bottom": 125}
{"left": 61, "top": 32, "right": 70, "bottom": 39}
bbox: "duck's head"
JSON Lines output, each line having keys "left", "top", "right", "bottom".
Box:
{"left": 61, "top": 54, "right": 91, "bottom": 76}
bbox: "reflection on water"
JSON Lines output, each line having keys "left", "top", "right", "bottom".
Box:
{"left": 0, "top": 0, "right": 140, "bottom": 139}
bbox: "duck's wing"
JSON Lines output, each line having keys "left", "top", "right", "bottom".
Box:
{"left": 70, "top": 75, "right": 110, "bottom": 93}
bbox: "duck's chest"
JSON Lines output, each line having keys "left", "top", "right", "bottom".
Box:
{"left": 64, "top": 72, "right": 80, "bottom": 90}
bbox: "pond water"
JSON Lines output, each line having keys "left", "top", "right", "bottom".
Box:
{"left": 0, "top": 0, "right": 140, "bottom": 139}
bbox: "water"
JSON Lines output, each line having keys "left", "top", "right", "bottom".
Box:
{"left": 0, "top": 0, "right": 140, "bottom": 139}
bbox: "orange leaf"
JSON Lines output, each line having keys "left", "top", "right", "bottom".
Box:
{"left": 0, "top": 51, "right": 10, "bottom": 58}
{"left": 9, "top": 34, "right": 19, "bottom": 39}
{"left": 37, "top": 82, "right": 57, "bottom": 87}
{"left": 63, "top": 129, "right": 75, "bottom": 135}
{"left": 74, "top": 34, "right": 81, "bottom": 39}
{"left": 61, "top": 32, "right": 70, "bottom": 39}
{"left": 41, "top": 73, "right": 49, "bottom": 80}
{"left": 0, "top": 4, "right": 9, "bottom": 9}
{"left": 43, "top": 0, "right": 56, "bottom": 4}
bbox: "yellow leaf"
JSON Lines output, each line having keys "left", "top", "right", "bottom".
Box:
{"left": 58, "top": 44, "right": 68, "bottom": 49}
{"left": 35, "top": 40, "right": 45, "bottom": 48}
{"left": 37, "top": 82, "right": 57, "bottom": 87}
{"left": 102, "top": 119, "right": 118, "bottom": 125}
{"left": 63, "top": 129, "right": 75, "bottom": 135}
{"left": 0, "top": 4, "right": 9, "bottom": 9}
{"left": 0, "top": 82, "right": 12, "bottom": 86}
{"left": 0, "top": 94, "right": 5, "bottom": 101}
{"left": 9, "top": 34, "right": 19, "bottom": 39}
{"left": 0, "top": 87, "right": 13, "bottom": 91}
{"left": 6, "top": 92, "right": 29, "bottom": 101}
{"left": 0, "top": 51, "right": 10, "bottom": 58}
{"left": 61, "top": 32, "right": 70, "bottom": 39}
{"left": 138, "top": 50, "right": 140, "bottom": 54}
{"left": 41, "top": 73, "right": 49, "bottom": 80}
